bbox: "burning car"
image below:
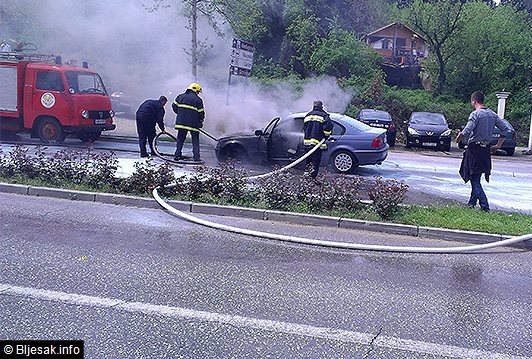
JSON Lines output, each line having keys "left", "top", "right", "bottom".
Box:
{"left": 215, "top": 112, "right": 389, "bottom": 174}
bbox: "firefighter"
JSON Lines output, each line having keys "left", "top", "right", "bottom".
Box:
{"left": 173, "top": 83, "right": 205, "bottom": 162}
{"left": 135, "top": 95, "right": 167, "bottom": 158}
{"left": 303, "top": 100, "right": 333, "bottom": 178}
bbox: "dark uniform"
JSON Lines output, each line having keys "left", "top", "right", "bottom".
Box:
{"left": 136, "top": 99, "right": 165, "bottom": 157}
{"left": 173, "top": 88, "right": 205, "bottom": 161}
{"left": 303, "top": 102, "right": 333, "bottom": 178}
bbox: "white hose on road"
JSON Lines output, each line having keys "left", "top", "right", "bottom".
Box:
{"left": 152, "top": 136, "right": 532, "bottom": 253}
{"left": 152, "top": 187, "right": 531, "bottom": 253}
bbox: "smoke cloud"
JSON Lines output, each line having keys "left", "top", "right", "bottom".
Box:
{"left": 1, "top": 0, "right": 352, "bottom": 136}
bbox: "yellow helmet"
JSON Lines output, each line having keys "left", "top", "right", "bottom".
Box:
{"left": 187, "top": 82, "right": 202, "bottom": 94}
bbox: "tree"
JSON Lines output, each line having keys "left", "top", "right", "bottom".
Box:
{"left": 445, "top": 2, "right": 532, "bottom": 98}
{"left": 401, "top": 0, "right": 467, "bottom": 95}
{"left": 144, "top": 0, "right": 222, "bottom": 80}
{"left": 501, "top": 0, "right": 532, "bottom": 15}
{"left": 309, "top": 28, "right": 381, "bottom": 79}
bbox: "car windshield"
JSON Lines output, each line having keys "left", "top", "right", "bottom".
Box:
{"left": 411, "top": 113, "right": 446, "bottom": 125}
{"left": 361, "top": 110, "right": 390, "bottom": 120}
{"left": 66, "top": 71, "right": 107, "bottom": 95}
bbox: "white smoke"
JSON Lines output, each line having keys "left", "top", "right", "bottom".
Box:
{"left": 2, "top": 0, "right": 352, "bottom": 136}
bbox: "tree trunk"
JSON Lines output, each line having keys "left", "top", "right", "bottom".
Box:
{"left": 191, "top": 0, "right": 198, "bottom": 81}
{"left": 434, "top": 48, "right": 446, "bottom": 96}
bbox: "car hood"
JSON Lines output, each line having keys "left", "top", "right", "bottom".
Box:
{"left": 218, "top": 132, "right": 256, "bottom": 141}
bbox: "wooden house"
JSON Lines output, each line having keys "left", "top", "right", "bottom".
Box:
{"left": 366, "top": 22, "right": 428, "bottom": 67}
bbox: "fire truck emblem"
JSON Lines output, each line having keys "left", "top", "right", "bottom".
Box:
{"left": 41, "top": 92, "right": 56, "bottom": 109}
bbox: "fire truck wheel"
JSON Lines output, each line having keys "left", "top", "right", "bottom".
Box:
{"left": 78, "top": 131, "right": 102, "bottom": 143}
{"left": 38, "top": 118, "right": 66, "bottom": 144}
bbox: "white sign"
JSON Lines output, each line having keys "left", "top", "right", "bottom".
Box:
{"left": 230, "top": 38, "right": 254, "bottom": 77}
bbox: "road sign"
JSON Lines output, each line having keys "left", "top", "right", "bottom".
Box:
{"left": 229, "top": 66, "right": 251, "bottom": 77}
{"left": 230, "top": 38, "right": 254, "bottom": 77}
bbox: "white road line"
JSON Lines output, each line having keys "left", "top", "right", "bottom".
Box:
{"left": 0, "top": 283, "right": 527, "bottom": 359}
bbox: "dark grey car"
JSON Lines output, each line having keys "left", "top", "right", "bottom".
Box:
{"left": 357, "top": 109, "right": 397, "bottom": 146}
{"left": 458, "top": 121, "right": 517, "bottom": 156}
{"left": 215, "top": 112, "right": 389, "bottom": 174}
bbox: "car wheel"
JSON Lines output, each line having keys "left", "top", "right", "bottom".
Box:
{"left": 217, "top": 144, "right": 247, "bottom": 162}
{"left": 504, "top": 147, "right": 515, "bottom": 156}
{"left": 331, "top": 150, "right": 358, "bottom": 174}
{"left": 458, "top": 142, "right": 465, "bottom": 149}
{"left": 404, "top": 136, "right": 411, "bottom": 148}
{"left": 38, "top": 117, "right": 65, "bottom": 144}
{"left": 78, "top": 131, "right": 102, "bottom": 143}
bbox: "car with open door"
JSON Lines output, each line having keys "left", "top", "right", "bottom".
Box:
{"left": 215, "top": 112, "right": 389, "bottom": 174}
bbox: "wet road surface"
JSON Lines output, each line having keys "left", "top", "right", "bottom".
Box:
{"left": 1, "top": 193, "right": 530, "bottom": 358}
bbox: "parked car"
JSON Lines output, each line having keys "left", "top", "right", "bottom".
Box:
{"left": 110, "top": 91, "right": 135, "bottom": 119}
{"left": 458, "top": 121, "right": 517, "bottom": 156}
{"left": 215, "top": 112, "right": 389, "bottom": 174}
{"left": 357, "top": 109, "right": 397, "bottom": 146}
{"left": 404, "top": 112, "right": 452, "bottom": 151}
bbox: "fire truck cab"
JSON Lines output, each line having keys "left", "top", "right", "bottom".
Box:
{"left": 0, "top": 52, "right": 115, "bottom": 143}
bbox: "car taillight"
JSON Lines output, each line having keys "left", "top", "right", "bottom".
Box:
{"left": 371, "top": 135, "right": 384, "bottom": 148}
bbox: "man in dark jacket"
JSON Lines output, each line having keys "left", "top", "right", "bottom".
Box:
{"left": 173, "top": 83, "right": 205, "bottom": 162}
{"left": 303, "top": 100, "right": 333, "bottom": 178}
{"left": 455, "top": 91, "right": 511, "bottom": 211}
{"left": 136, "top": 96, "right": 167, "bottom": 157}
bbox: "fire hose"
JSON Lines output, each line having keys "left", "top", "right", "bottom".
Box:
{"left": 151, "top": 130, "right": 532, "bottom": 253}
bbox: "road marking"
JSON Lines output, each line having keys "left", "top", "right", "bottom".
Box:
{"left": 0, "top": 283, "right": 527, "bottom": 359}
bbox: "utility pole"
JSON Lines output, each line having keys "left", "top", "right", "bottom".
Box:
{"left": 528, "top": 85, "right": 532, "bottom": 154}
{"left": 191, "top": 0, "right": 198, "bottom": 81}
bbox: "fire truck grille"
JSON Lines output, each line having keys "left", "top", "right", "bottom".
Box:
{"left": 88, "top": 110, "right": 111, "bottom": 119}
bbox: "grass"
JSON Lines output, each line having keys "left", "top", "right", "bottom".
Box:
{"left": 396, "top": 205, "right": 532, "bottom": 236}
{"left": 1, "top": 175, "right": 531, "bottom": 236}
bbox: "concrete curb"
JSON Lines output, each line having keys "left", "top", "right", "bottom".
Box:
{"left": 1, "top": 182, "right": 528, "bottom": 249}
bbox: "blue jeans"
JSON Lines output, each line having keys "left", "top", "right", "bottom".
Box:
{"left": 468, "top": 173, "right": 489, "bottom": 211}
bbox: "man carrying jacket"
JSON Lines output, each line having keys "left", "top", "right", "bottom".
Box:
{"left": 173, "top": 83, "right": 205, "bottom": 162}
{"left": 455, "top": 91, "right": 512, "bottom": 211}
{"left": 135, "top": 95, "right": 167, "bottom": 158}
{"left": 303, "top": 100, "right": 333, "bottom": 178}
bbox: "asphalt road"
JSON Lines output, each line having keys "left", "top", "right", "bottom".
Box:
{"left": 1, "top": 193, "right": 531, "bottom": 358}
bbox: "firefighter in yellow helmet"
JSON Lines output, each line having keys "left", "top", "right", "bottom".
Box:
{"left": 172, "top": 83, "right": 205, "bottom": 161}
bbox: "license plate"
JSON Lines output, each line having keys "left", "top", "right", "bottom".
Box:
{"left": 94, "top": 119, "right": 106, "bottom": 125}
{"left": 423, "top": 142, "right": 437, "bottom": 147}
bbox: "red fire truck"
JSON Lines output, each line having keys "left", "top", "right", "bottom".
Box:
{"left": 0, "top": 52, "right": 115, "bottom": 143}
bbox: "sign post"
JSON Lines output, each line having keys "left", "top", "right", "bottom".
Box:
{"left": 226, "top": 38, "right": 254, "bottom": 105}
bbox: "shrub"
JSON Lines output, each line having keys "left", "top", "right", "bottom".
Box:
{"left": 86, "top": 150, "right": 119, "bottom": 188}
{"left": 119, "top": 159, "right": 175, "bottom": 195}
{"left": 2, "top": 145, "right": 36, "bottom": 177}
{"left": 328, "top": 174, "right": 364, "bottom": 212}
{"left": 257, "top": 168, "right": 298, "bottom": 210}
{"left": 256, "top": 168, "right": 364, "bottom": 212}
{"left": 198, "top": 161, "right": 248, "bottom": 204}
{"left": 368, "top": 176, "right": 409, "bottom": 219}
